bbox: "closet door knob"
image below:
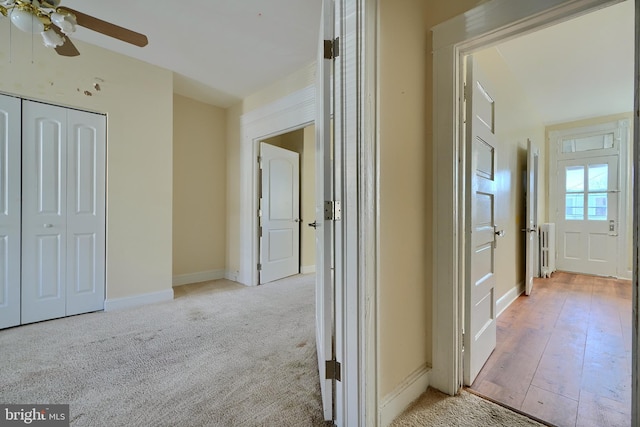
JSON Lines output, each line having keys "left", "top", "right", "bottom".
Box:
{"left": 43, "top": 224, "right": 53, "bottom": 228}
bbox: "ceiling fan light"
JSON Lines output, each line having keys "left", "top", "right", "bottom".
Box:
{"left": 51, "top": 11, "right": 75, "bottom": 34}
{"left": 40, "top": 0, "right": 61, "bottom": 8}
{"left": 41, "top": 27, "right": 64, "bottom": 47}
{"left": 10, "top": 8, "right": 44, "bottom": 33}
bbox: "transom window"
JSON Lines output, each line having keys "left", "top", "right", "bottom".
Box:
{"left": 561, "top": 132, "right": 614, "bottom": 154}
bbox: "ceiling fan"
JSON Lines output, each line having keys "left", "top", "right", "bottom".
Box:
{"left": 0, "top": 0, "right": 148, "bottom": 57}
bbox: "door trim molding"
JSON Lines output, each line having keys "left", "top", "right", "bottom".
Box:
{"left": 239, "top": 85, "right": 315, "bottom": 286}
{"left": 431, "top": 0, "right": 631, "bottom": 397}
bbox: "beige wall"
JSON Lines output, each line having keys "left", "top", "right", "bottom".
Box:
{"left": 0, "top": 34, "right": 173, "bottom": 300}
{"left": 226, "top": 63, "right": 315, "bottom": 278}
{"left": 378, "top": 0, "right": 493, "bottom": 399}
{"left": 173, "top": 95, "right": 227, "bottom": 278}
{"left": 473, "top": 48, "right": 546, "bottom": 302}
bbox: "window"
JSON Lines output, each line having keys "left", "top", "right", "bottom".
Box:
{"left": 565, "top": 166, "right": 584, "bottom": 220}
{"left": 564, "top": 164, "right": 608, "bottom": 221}
{"left": 561, "top": 132, "right": 614, "bottom": 154}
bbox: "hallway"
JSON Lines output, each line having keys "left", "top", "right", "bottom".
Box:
{"left": 470, "top": 272, "right": 631, "bottom": 426}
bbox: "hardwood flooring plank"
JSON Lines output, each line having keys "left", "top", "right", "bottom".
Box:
{"left": 576, "top": 390, "right": 629, "bottom": 427}
{"left": 470, "top": 273, "right": 632, "bottom": 427}
{"left": 531, "top": 329, "right": 586, "bottom": 400}
{"left": 521, "top": 385, "right": 579, "bottom": 427}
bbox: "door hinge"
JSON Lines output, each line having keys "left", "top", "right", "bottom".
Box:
{"left": 325, "top": 360, "right": 341, "bottom": 381}
{"left": 324, "top": 200, "right": 342, "bottom": 221}
{"left": 324, "top": 37, "right": 339, "bottom": 59}
{"left": 257, "top": 263, "right": 262, "bottom": 271}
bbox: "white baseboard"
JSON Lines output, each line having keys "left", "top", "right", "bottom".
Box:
{"left": 496, "top": 281, "right": 524, "bottom": 318}
{"left": 172, "top": 269, "right": 226, "bottom": 286}
{"left": 225, "top": 270, "right": 239, "bottom": 282}
{"left": 300, "top": 265, "right": 316, "bottom": 274}
{"left": 379, "top": 364, "right": 430, "bottom": 427}
{"left": 104, "top": 289, "right": 174, "bottom": 311}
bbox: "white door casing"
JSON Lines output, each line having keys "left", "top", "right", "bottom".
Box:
{"left": 525, "top": 139, "right": 540, "bottom": 295}
{"left": 556, "top": 155, "right": 619, "bottom": 276}
{"left": 464, "top": 56, "right": 498, "bottom": 386}
{"left": 0, "top": 94, "right": 21, "bottom": 329}
{"left": 315, "top": 0, "right": 335, "bottom": 420}
{"left": 259, "top": 142, "right": 300, "bottom": 284}
{"left": 21, "top": 100, "right": 105, "bottom": 324}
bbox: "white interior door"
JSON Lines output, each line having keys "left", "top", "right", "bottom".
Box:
{"left": 21, "top": 101, "right": 106, "bottom": 324}
{"left": 557, "top": 155, "right": 619, "bottom": 276}
{"left": 0, "top": 94, "right": 21, "bottom": 329}
{"left": 464, "top": 56, "right": 498, "bottom": 386}
{"left": 524, "top": 139, "right": 539, "bottom": 295}
{"left": 259, "top": 142, "right": 300, "bottom": 284}
{"left": 315, "top": 0, "right": 335, "bottom": 420}
{"left": 66, "top": 109, "right": 106, "bottom": 316}
{"left": 21, "top": 101, "right": 68, "bottom": 324}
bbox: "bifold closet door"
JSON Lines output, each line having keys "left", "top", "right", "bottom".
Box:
{"left": 0, "top": 95, "right": 21, "bottom": 329}
{"left": 65, "top": 109, "right": 106, "bottom": 317}
{"left": 21, "top": 101, "right": 106, "bottom": 324}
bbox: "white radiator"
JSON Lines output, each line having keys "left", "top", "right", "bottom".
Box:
{"left": 539, "top": 223, "right": 556, "bottom": 278}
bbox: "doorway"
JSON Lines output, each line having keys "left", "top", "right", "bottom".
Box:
{"left": 459, "top": 2, "right": 634, "bottom": 424}
{"left": 431, "top": 0, "right": 639, "bottom": 424}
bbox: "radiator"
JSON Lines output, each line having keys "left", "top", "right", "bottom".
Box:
{"left": 539, "top": 223, "right": 556, "bottom": 278}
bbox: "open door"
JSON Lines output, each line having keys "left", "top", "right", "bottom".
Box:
{"left": 463, "top": 56, "right": 499, "bottom": 386}
{"left": 259, "top": 142, "right": 300, "bottom": 284}
{"left": 524, "top": 139, "right": 540, "bottom": 295}
{"left": 314, "top": 0, "right": 335, "bottom": 421}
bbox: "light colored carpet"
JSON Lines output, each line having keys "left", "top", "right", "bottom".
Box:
{"left": 0, "top": 274, "right": 331, "bottom": 427}
{"left": 391, "top": 387, "right": 547, "bottom": 427}
{"left": 2, "top": 274, "right": 550, "bottom": 427}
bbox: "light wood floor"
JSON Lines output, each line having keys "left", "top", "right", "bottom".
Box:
{"left": 470, "top": 271, "right": 632, "bottom": 427}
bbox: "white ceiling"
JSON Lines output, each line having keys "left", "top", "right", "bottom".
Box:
{"left": 57, "top": 0, "right": 323, "bottom": 107}
{"left": 4, "top": 1, "right": 632, "bottom": 117}
{"left": 494, "top": 0, "right": 634, "bottom": 125}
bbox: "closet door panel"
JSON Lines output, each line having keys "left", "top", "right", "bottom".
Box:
{"left": 21, "top": 101, "right": 67, "bottom": 324}
{"left": 66, "top": 109, "right": 105, "bottom": 315}
{"left": 0, "top": 94, "right": 21, "bottom": 329}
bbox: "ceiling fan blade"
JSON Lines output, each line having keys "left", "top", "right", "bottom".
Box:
{"left": 60, "top": 7, "right": 149, "bottom": 47}
{"left": 52, "top": 26, "right": 80, "bottom": 57}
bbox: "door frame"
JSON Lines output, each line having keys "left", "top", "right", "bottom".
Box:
{"left": 240, "top": 85, "right": 314, "bottom": 287}
{"left": 431, "top": 0, "right": 637, "bottom": 418}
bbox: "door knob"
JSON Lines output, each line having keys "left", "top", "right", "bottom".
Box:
{"left": 294, "top": 218, "right": 302, "bottom": 223}
{"left": 495, "top": 230, "right": 505, "bottom": 237}
{"left": 308, "top": 221, "right": 319, "bottom": 229}
{"left": 43, "top": 224, "right": 53, "bottom": 228}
